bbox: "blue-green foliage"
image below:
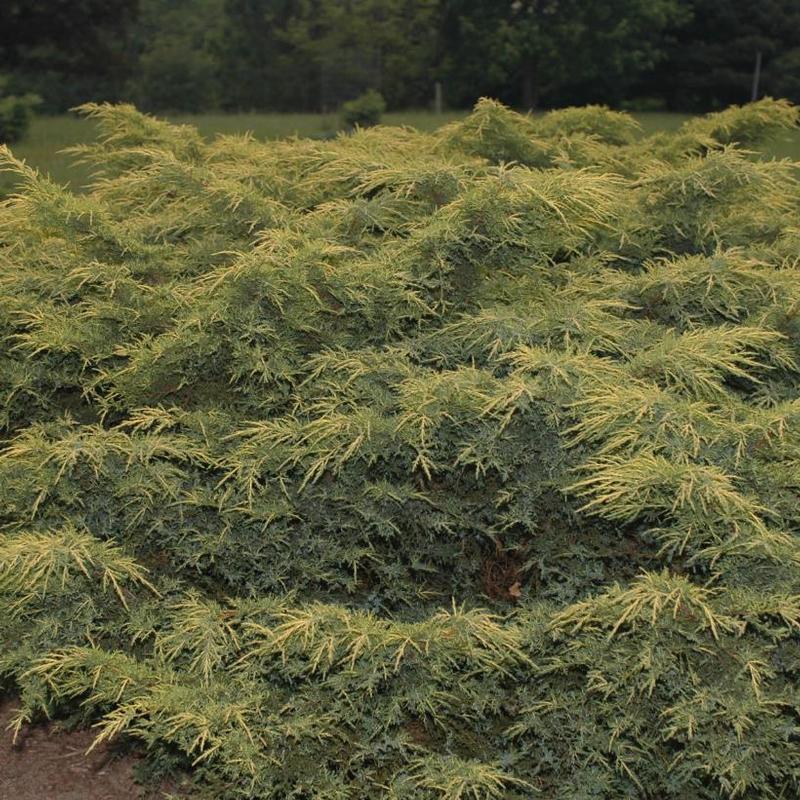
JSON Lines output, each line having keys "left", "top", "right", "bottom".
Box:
{"left": 1, "top": 97, "right": 800, "bottom": 798}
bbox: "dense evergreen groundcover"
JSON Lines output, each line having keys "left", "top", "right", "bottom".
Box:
{"left": 1, "top": 98, "right": 800, "bottom": 799}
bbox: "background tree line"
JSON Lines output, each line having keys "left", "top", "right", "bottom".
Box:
{"left": 1, "top": 0, "right": 799, "bottom": 114}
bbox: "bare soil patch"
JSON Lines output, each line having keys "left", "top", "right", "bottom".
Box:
{"left": 0, "top": 697, "right": 168, "bottom": 800}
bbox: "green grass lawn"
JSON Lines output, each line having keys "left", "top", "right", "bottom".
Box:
{"left": 2, "top": 109, "right": 799, "bottom": 195}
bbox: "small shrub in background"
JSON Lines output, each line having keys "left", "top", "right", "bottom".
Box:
{"left": 0, "top": 78, "right": 40, "bottom": 143}
{"left": 1, "top": 97, "right": 800, "bottom": 799}
{"left": 340, "top": 88, "right": 386, "bottom": 128}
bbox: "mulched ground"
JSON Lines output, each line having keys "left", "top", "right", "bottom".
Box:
{"left": 0, "top": 698, "right": 176, "bottom": 800}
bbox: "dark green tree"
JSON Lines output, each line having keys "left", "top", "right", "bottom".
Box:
{"left": 0, "top": 0, "right": 138, "bottom": 111}
{"left": 438, "top": 0, "right": 688, "bottom": 109}
{"left": 129, "top": 0, "right": 225, "bottom": 112}
{"left": 219, "top": 0, "right": 439, "bottom": 111}
{"left": 216, "top": 0, "right": 299, "bottom": 110}
{"left": 646, "top": 0, "right": 800, "bottom": 110}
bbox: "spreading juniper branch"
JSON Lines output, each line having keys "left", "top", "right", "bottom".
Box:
{"left": 1, "top": 98, "right": 799, "bottom": 799}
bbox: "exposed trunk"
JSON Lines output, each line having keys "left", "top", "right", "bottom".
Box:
{"left": 750, "top": 50, "right": 762, "bottom": 102}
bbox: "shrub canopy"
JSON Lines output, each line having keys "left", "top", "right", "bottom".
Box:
{"left": 0, "top": 77, "right": 39, "bottom": 143}
{"left": 1, "top": 97, "right": 800, "bottom": 799}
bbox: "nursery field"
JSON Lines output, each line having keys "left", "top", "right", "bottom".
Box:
{"left": 2, "top": 98, "right": 800, "bottom": 799}
{"left": 2, "top": 109, "right": 800, "bottom": 196}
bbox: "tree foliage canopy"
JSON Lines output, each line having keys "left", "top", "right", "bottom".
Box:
{"left": 1, "top": 97, "right": 800, "bottom": 798}
{"left": 1, "top": 0, "right": 799, "bottom": 112}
